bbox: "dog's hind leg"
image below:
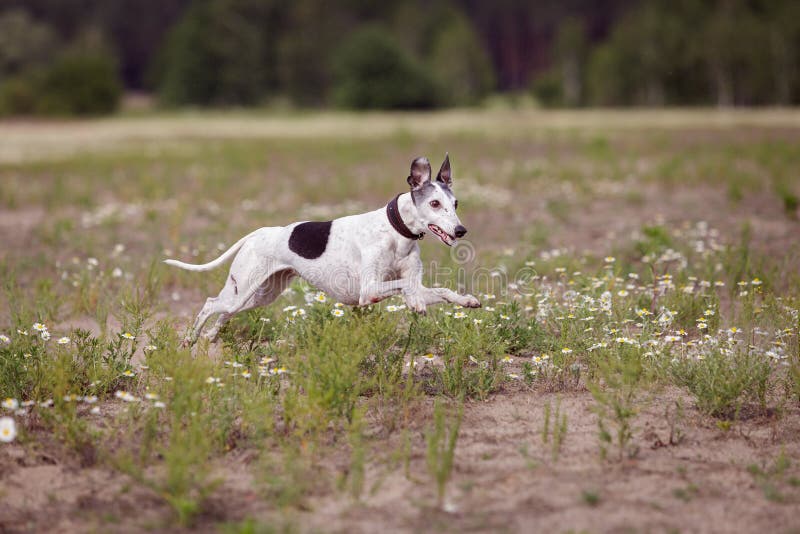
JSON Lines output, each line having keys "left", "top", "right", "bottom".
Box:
{"left": 203, "top": 268, "right": 296, "bottom": 342}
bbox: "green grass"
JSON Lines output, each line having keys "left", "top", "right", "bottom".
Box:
{"left": 1, "top": 110, "right": 799, "bottom": 529}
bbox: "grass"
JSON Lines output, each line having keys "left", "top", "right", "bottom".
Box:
{"left": 1, "top": 109, "right": 799, "bottom": 530}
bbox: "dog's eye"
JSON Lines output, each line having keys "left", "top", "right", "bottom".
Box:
{"left": 429, "top": 200, "right": 441, "bottom": 208}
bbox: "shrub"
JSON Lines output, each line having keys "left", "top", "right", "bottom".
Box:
{"left": 332, "top": 26, "right": 440, "bottom": 110}
{"left": 35, "top": 50, "right": 122, "bottom": 115}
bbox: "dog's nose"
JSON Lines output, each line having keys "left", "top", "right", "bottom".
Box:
{"left": 454, "top": 225, "right": 467, "bottom": 238}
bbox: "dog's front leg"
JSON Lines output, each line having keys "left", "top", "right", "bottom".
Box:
{"left": 420, "top": 286, "right": 481, "bottom": 308}
{"left": 358, "top": 279, "right": 406, "bottom": 305}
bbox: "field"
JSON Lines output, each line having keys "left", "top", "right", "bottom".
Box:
{"left": 1, "top": 109, "right": 800, "bottom": 533}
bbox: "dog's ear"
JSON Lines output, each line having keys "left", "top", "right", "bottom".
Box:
{"left": 407, "top": 157, "right": 432, "bottom": 190}
{"left": 436, "top": 153, "right": 451, "bottom": 187}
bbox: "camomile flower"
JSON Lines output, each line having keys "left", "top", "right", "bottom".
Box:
{"left": 617, "top": 290, "right": 629, "bottom": 297}
{"left": 292, "top": 308, "right": 306, "bottom": 318}
{"left": 0, "top": 334, "right": 9, "bottom": 344}
{"left": 144, "top": 392, "right": 159, "bottom": 401}
{"left": 473, "top": 319, "right": 483, "bottom": 325}
{"left": 143, "top": 344, "right": 157, "bottom": 352}
{"left": 453, "top": 311, "right": 467, "bottom": 319}
{"left": 750, "top": 278, "right": 762, "bottom": 286}
{"left": 499, "top": 314, "right": 510, "bottom": 321}
{"left": 205, "top": 377, "right": 221, "bottom": 384}
{"left": 121, "top": 369, "right": 135, "bottom": 378}
{"left": 314, "top": 292, "right": 328, "bottom": 303}
{"left": 114, "top": 390, "right": 139, "bottom": 402}
{"left": 57, "top": 337, "right": 71, "bottom": 345}
{"left": 282, "top": 305, "right": 297, "bottom": 312}
{"left": 153, "top": 401, "right": 166, "bottom": 409}
{"left": 83, "top": 395, "right": 98, "bottom": 404}
{"left": 484, "top": 306, "right": 495, "bottom": 312}
{"left": 17, "top": 329, "right": 28, "bottom": 336}
{"left": 385, "top": 305, "right": 399, "bottom": 312}
{"left": 422, "top": 353, "right": 435, "bottom": 362}
{"left": 561, "top": 348, "right": 573, "bottom": 355}
{"left": 501, "top": 355, "right": 513, "bottom": 364}
{"left": 240, "top": 370, "right": 251, "bottom": 379}
{"left": 121, "top": 332, "right": 135, "bottom": 340}
{"left": 331, "top": 309, "right": 345, "bottom": 317}
{"left": 0, "top": 417, "right": 17, "bottom": 443}
{"left": 2, "top": 398, "right": 19, "bottom": 411}
{"left": 33, "top": 323, "right": 47, "bottom": 332}
{"left": 90, "top": 406, "right": 101, "bottom": 415}
{"left": 604, "top": 256, "right": 616, "bottom": 264}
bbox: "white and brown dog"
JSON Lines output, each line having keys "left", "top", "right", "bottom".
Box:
{"left": 166, "top": 154, "right": 481, "bottom": 345}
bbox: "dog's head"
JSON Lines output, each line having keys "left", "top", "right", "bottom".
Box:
{"left": 407, "top": 154, "right": 466, "bottom": 247}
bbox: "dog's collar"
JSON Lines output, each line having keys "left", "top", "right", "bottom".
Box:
{"left": 386, "top": 194, "right": 424, "bottom": 241}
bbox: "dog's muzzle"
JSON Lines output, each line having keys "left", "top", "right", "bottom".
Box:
{"left": 454, "top": 225, "right": 467, "bottom": 238}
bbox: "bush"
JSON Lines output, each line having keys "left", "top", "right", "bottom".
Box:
{"left": 332, "top": 26, "right": 440, "bottom": 110}
{"left": 531, "top": 69, "right": 563, "bottom": 108}
{"left": 35, "top": 51, "right": 122, "bottom": 115}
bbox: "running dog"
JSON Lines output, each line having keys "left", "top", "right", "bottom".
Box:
{"left": 165, "top": 154, "right": 480, "bottom": 345}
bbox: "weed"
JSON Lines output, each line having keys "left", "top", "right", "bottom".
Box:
{"left": 426, "top": 398, "right": 463, "bottom": 508}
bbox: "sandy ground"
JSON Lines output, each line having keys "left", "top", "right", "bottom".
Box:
{"left": 2, "top": 388, "right": 799, "bottom": 533}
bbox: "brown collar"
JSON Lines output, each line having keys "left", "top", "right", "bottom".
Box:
{"left": 386, "top": 194, "right": 424, "bottom": 240}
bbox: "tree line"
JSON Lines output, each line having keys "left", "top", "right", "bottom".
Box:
{"left": 0, "top": 0, "right": 798, "bottom": 115}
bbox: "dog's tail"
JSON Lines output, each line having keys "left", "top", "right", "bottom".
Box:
{"left": 163, "top": 229, "right": 260, "bottom": 272}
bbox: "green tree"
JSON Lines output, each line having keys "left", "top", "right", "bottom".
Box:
{"left": 427, "top": 12, "right": 495, "bottom": 106}
{"left": 0, "top": 10, "right": 58, "bottom": 81}
{"left": 554, "top": 17, "right": 586, "bottom": 107}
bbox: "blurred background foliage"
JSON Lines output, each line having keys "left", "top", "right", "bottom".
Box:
{"left": 0, "top": 0, "right": 799, "bottom": 115}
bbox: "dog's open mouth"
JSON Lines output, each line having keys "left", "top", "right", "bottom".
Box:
{"left": 428, "top": 224, "right": 455, "bottom": 246}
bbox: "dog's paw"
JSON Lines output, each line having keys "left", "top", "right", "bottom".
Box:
{"left": 403, "top": 292, "right": 427, "bottom": 314}
{"left": 461, "top": 294, "right": 481, "bottom": 308}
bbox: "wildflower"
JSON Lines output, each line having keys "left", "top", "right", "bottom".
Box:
{"left": 2, "top": 398, "right": 19, "bottom": 411}
{"left": 499, "top": 314, "right": 510, "bottom": 321}
{"left": 112, "top": 267, "right": 123, "bottom": 278}
{"left": 205, "top": 377, "right": 220, "bottom": 384}
{"left": 331, "top": 309, "right": 345, "bottom": 317}
{"left": 57, "top": 337, "right": 70, "bottom": 345}
{"left": 282, "top": 305, "right": 297, "bottom": 312}
{"left": 269, "top": 367, "right": 288, "bottom": 376}
{"left": 63, "top": 394, "right": 80, "bottom": 403}
{"left": 144, "top": 392, "right": 159, "bottom": 401}
{"left": 87, "top": 257, "right": 99, "bottom": 269}
{"left": 453, "top": 311, "right": 467, "bottom": 319}
{"left": 0, "top": 335, "right": 9, "bottom": 344}
{"left": 604, "top": 256, "right": 616, "bottom": 264}
{"left": 703, "top": 309, "right": 715, "bottom": 316}
{"left": 386, "top": 305, "right": 399, "bottom": 312}
{"left": 260, "top": 356, "right": 276, "bottom": 365}
{"left": 728, "top": 327, "right": 740, "bottom": 335}
{"left": 121, "top": 332, "right": 135, "bottom": 340}
{"left": 90, "top": 406, "right": 101, "bottom": 415}
{"left": 143, "top": 344, "right": 157, "bottom": 352}
{"left": 83, "top": 395, "right": 98, "bottom": 404}
{"left": 406, "top": 360, "right": 419, "bottom": 368}
{"left": 473, "top": 319, "right": 483, "bottom": 325}
{"left": 122, "top": 369, "right": 135, "bottom": 377}
{"left": 17, "top": 329, "right": 28, "bottom": 336}
{"left": 240, "top": 370, "right": 251, "bottom": 379}
{"left": 40, "top": 329, "right": 50, "bottom": 341}
{"left": 0, "top": 417, "right": 17, "bottom": 443}
{"left": 114, "top": 390, "right": 139, "bottom": 402}
{"left": 636, "top": 308, "right": 652, "bottom": 317}
{"left": 714, "top": 281, "right": 725, "bottom": 287}
{"left": 485, "top": 306, "right": 496, "bottom": 312}
{"left": 292, "top": 308, "right": 306, "bottom": 318}
{"left": 750, "top": 278, "right": 762, "bottom": 286}
{"left": 664, "top": 335, "right": 681, "bottom": 343}
{"left": 33, "top": 323, "right": 47, "bottom": 332}
{"left": 153, "top": 401, "right": 166, "bottom": 409}
{"left": 422, "top": 353, "right": 435, "bottom": 362}
{"left": 501, "top": 355, "right": 513, "bottom": 364}
{"left": 617, "top": 290, "right": 629, "bottom": 297}
{"left": 561, "top": 348, "right": 573, "bottom": 355}
{"left": 314, "top": 292, "right": 328, "bottom": 303}
{"left": 507, "top": 373, "right": 520, "bottom": 380}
